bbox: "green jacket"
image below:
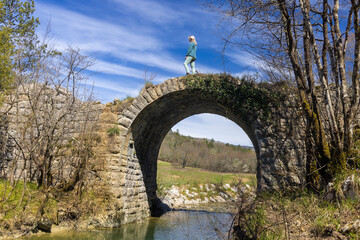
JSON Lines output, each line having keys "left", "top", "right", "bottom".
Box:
{"left": 186, "top": 42, "right": 197, "bottom": 59}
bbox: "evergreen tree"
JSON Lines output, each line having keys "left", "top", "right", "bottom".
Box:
{"left": 0, "top": 0, "right": 39, "bottom": 97}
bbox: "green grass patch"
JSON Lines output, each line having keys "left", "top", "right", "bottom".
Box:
{"left": 0, "top": 179, "right": 39, "bottom": 210}
{"left": 157, "top": 160, "right": 256, "bottom": 188}
{"left": 0, "top": 179, "right": 43, "bottom": 231}
{"left": 0, "top": 180, "right": 108, "bottom": 232}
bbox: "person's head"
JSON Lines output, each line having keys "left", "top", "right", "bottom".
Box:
{"left": 188, "top": 35, "right": 197, "bottom": 45}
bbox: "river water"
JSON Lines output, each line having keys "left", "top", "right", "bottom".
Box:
{"left": 25, "top": 209, "right": 234, "bottom": 240}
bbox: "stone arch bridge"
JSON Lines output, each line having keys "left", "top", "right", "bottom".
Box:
{"left": 107, "top": 74, "right": 307, "bottom": 223}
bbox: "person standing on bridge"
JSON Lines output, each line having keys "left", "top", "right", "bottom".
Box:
{"left": 184, "top": 35, "right": 197, "bottom": 75}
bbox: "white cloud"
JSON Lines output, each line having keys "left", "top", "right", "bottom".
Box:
{"left": 228, "top": 50, "right": 291, "bottom": 79}
{"left": 120, "top": 51, "right": 185, "bottom": 73}
{"left": 89, "top": 60, "right": 145, "bottom": 79}
{"left": 112, "top": 0, "right": 183, "bottom": 24}
{"left": 36, "top": 2, "right": 161, "bottom": 52}
{"left": 89, "top": 77, "right": 142, "bottom": 96}
{"left": 226, "top": 51, "right": 261, "bottom": 69}
{"left": 85, "top": 76, "right": 143, "bottom": 103}
{"left": 88, "top": 59, "right": 175, "bottom": 85}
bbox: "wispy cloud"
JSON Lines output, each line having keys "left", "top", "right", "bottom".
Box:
{"left": 196, "top": 64, "right": 221, "bottom": 74}
{"left": 89, "top": 59, "right": 176, "bottom": 86}
{"left": 89, "top": 76, "right": 142, "bottom": 96}
{"left": 89, "top": 60, "right": 145, "bottom": 79}
{"left": 36, "top": 2, "right": 160, "bottom": 52}
{"left": 111, "top": 0, "right": 183, "bottom": 24}
{"left": 228, "top": 49, "right": 292, "bottom": 80}
{"left": 226, "top": 51, "right": 261, "bottom": 69}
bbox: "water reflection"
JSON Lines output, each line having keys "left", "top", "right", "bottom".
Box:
{"left": 25, "top": 210, "right": 234, "bottom": 240}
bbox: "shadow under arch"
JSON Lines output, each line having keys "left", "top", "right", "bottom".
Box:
{"left": 129, "top": 89, "right": 260, "bottom": 216}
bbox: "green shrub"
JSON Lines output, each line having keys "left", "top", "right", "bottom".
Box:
{"left": 183, "top": 73, "right": 283, "bottom": 123}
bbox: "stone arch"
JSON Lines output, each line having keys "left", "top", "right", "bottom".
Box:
{"left": 113, "top": 75, "right": 307, "bottom": 219}
{"left": 131, "top": 90, "right": 259, "bottom": 207}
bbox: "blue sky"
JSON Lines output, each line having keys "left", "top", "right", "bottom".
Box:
{"left": 34, "top": 0, "right": 258, "bottom": 146}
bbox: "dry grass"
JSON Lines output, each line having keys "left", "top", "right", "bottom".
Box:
{"left": 233, "top": 191, "right": 360, "bottom": 239}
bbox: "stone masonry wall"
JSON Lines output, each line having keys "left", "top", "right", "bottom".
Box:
{"left": 0, "top": 83, "right": 151, "bottom": 226}
{"left": 0, "top": 84, "right": 103, "bottom": 182}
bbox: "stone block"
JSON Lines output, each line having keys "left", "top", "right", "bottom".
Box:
{"left": 170, "top": 78, "right": 180, "bottom": 91}
{"left": 154, "top": 85, "right": 163, "bottom": 97}
{"left": 132, "top": 96, "right": 147, "bottom": 110}
{"left": 160, "top": 83, "right": 170, "bottom": 95}
{"left": 127, "top": 105, "right": 139, "bottom": 116}
{"left": 118, "top": 116, "right": 132, "bottom": 128}
{"left": 141, "top": 90, "right": 153, "bottom": 103}
{"left": 123, "top": 109, "right": 136, "bottom": 120}
{"left": 146, "top": 88, "right": 158, "bottom": 100}
{"left": 165, "top": 80, "right": 176, "bottom": 92}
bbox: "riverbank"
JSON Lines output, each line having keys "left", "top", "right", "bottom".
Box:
{"left": 4, "top": 178, "right": 360, "bottom": 240}
{"left": 156, "top": 160, "right": 256, "bottom": 212}
{"left": 233, "top": 191, "right": 360, "bottom": 239}
{"left": 0, "top": 162, "right": 253, "bottom": 240}
{"left": 159, "top": 183, "right": 254, "bottom": 210}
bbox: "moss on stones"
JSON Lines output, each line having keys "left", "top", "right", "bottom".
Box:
{"left": 183, "top": 73, "right": 282, "bottom": 124}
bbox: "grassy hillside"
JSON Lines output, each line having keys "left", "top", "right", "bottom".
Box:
{"left": 159, "top": 130, "right": 256, "bottom": 173}
{"left": 157, "top": 160, "right": 256, "bottom": 188}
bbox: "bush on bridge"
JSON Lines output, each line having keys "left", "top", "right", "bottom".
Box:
{"left": 183, "top": 73, "right": 283, "bottom": 123}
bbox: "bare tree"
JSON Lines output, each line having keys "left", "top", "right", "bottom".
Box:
{"left": 1, "top": 44, "right": 98, "bottom": 200}
{"left": 206, "top": 0, "right": 360, "bottom": 187}
{"left": 143, "top": 69, "right": 157, "bottom": 88}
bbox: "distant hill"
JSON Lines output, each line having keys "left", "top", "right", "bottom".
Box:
{"left": 158, "top": 130, "right": 257, "bottom": 173}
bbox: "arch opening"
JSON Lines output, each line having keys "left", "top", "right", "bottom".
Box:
{"left": 129, "top": 90, "right": 260, "bottom": 216}
{"left": 159, "top": 114, "right": 255, "bottom": 172}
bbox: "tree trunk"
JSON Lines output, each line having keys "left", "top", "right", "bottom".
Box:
{"left": 278, "top": 0, "right": 332, "bottom": 183}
